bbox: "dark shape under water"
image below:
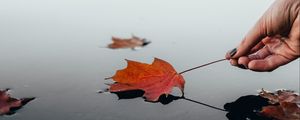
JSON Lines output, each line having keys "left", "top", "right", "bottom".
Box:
{"left": 112, "top": 90, "right": 145, "bottom": 100}
{"left": 102, "top": 89, "right": 277, "bottom": 120}
{"left": 99, "top": 86, "right": 225, "bottom": 109}
{"left": 224, "top": 95, "right": 272, "bottom": 120}
{"left": 156, "top": 94, "right": 182, "bottom": 105}
{"left": 111, "top": 90, "right": 181, "bottom": 105}
{"left": 109, "top": 90, "right": 226, "bottom": 110}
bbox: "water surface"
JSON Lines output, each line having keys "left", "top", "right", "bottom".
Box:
{"left": 0, "top": 0, "right": 299, "bottom": 120}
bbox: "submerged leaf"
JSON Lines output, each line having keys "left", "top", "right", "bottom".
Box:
{"left": 106, "top": 58, "right": 185, "bottom": 102}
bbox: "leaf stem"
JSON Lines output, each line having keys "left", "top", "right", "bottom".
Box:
{"left": 179, "top": 59, "right": 227, "bottom": 74}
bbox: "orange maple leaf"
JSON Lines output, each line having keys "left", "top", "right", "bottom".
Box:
{"left": 107, "top": 58, "right": 185, "bottom": 102}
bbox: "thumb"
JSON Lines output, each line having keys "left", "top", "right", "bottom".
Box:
{"left": 231, "top": 12, "right": 269, "bottom": 59}
{"left": 225, "top": 15, "right": 268, "bottom": 60}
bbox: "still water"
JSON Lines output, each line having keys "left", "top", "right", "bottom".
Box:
{"left": 0, "top": 0, "right": 299, "bottom": 120}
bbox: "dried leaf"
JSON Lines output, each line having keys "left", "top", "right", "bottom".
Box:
{"left": 0, "top": 89, "right": 35, "bottom": 116}
{"left": 107, "top": 35, "right": 150, "bottom": 49}
{"left": 107, "top": 58, "right": 185, "bottom": 101}
{"left": 259, "top": 89, "right": 300, "bottom": 120}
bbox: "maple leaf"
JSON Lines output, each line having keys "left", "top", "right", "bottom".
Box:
{"left": 107, "top": 35, "right": 151, "bottom": 50}
{"left": 0, "top": 89, "right": 35, "bottom": 116}
{"left": 106, "top": 58, "right": 185, "bottom": 102}
{"left": 259, "top": 89, "right": 300, "bottom": 120}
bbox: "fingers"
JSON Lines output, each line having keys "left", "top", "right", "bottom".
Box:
{"left": 236, "top": 47, "right": 271, "bottom": 69}
{"left": 225, "top": 0, "right": 299, "bottom": 71}
{"left": 237, "top": 57, "right": 250, "bottom": 69}
{"left": 227, "top": 38, "right": 270, "bottom": 66}
{"left": 225, "top": 38, "right": 268, "bottom": 60}
{"left": 225, "top": 48, "right": 237, "bottom": 60}
{"left": 235, "top": 54, "right": 291, "bottom": 72}
{"left": 229, "top": 59, "right": 238, "bottom": 66}
{"left": 250, "top": 41, "right": 265, "bottom": 54}
{"left": 229, "top": 0, "right": 294, "bottom": 59}
{"left": 248, "top": 47, "right": 271, "bottom": 60}
{"left": 237, "top": 45, "right": 291, "bottom": 72}
{"left": 248, "top": 55, "right": 291, "bottom": 72}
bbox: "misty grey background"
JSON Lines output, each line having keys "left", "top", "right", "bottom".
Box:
{"left": 0, "top": 0, "right": 299, "bottom": 120}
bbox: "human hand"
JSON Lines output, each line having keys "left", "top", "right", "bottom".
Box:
{"left": 226, "top": 0, "right": 300, "bottom": 72}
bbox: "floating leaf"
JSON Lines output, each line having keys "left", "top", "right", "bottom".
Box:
{"left": 259, "top": 89, "right": 300, "bottom": 120}
{"left": 0, "top": 89, "right": 35, "bottom": 116}
{"left": 107, "top": 35, "right": 150, "bottom": 50}
{"left": 106, "top": 58, "right": 185, "bottom": 102}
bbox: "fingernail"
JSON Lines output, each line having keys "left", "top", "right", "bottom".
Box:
{"left": 229, "top": 48, "right": 237, "bottom": 57}
{"left": 238, "top": 64, "right": 248, "bottom": 69}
